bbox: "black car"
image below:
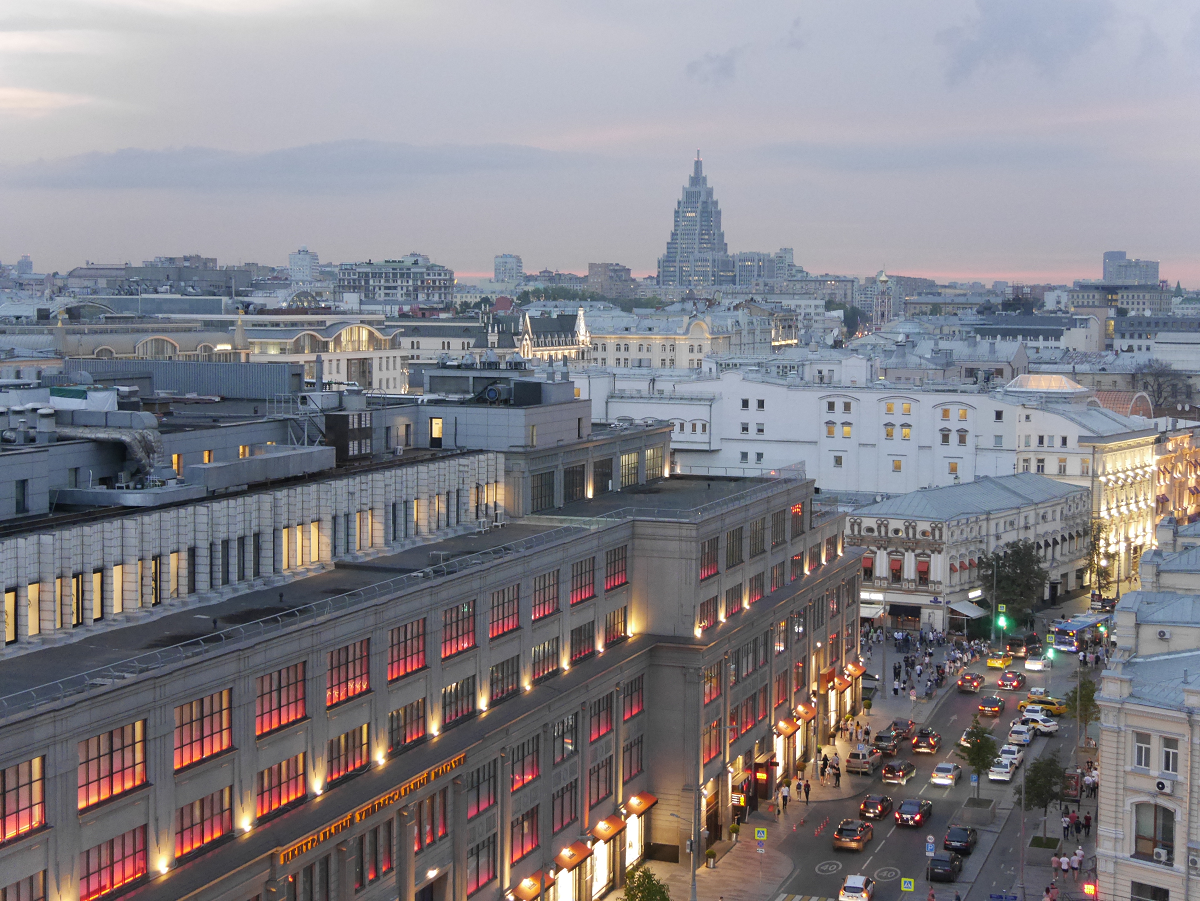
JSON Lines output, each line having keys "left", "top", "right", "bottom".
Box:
{"left": 957, "top": 672, "right": 984, "bottom": 692}
{"left": 872, "top": 731, "right": 900, "bottom": 757}
{"left": 881, "top": 761, "right": 917, "bottom": 785}
{"left": 912, "top": 727, "right": 941, "bottom": 753}
{"left": 859, "top": 794, "right": 894, "bottom": 821}
{"left": 943, "top": 825, "right": 979, "bottom": 854}
{"left": 889, "top": 718, "right": 916, "bottom": 738}
{"left": 894, "top": 798, "right": 933, "bottom": 826}
{"left": 927, "top": 851, "right": 963, "bottom": 882}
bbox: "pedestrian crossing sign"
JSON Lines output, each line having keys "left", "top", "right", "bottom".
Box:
{"left": 901, "top": 878, "right": 915, "bottom": 892}
{"left": 755, "top": 827, "right": 768, "bottom": 840}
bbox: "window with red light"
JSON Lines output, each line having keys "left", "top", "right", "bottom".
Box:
{"left": 466, "top": 761, "right": 496, "bottom": 819}
{"left": 775, "top": 672, "right": 788, "bottom": 707}
{"left": 623, "top": 736, "right": 643, "bottom": 781}
{"left": 703, "top": 663, "right": 721, "bottom": 705}
{"left": 588, "top": 757, "right": 612, "bottom": 806}
{"left": 532, "top": 637, "right": 560, "bottom": 683}
{"left": 570, "top": 558, "right": 595, "bottom": 604}
{"left": 1, "top": 872, "right": 45, "bottom": 901}
{"left": 622, "top": 675, "right": 644, "bottom": 720}
{"left": 0, "top": 756, "right": 44, "bottom": 845}
{"left": 532, "top": 570, "right": 560, "bottom": 621}
{"left": 699, "top": 596, "right": 718, "bottom": 631}
{"left": 748, "top": 572, "right": 764, "bottom": 605}
{"left": 78, "top": 721, "right": 146, "bottom": 811}
{"left": 699, "top": 537, "right": 719, "bottom": 580}
{"left": 79, "top": 825, "right": 145, "bottom": 901}
{"left": 467, "top": 835, "right": 496, "bottom": 896}
{"left": 702, "top": 720, "right": 721, "bottom": 763}
{"left": 388, "top": 619, "right": 426, "bottom": 681}
{"left": 441, "top": 676, "right": 477, "bottom": 727}
{"left": 604, "top": 606, "right": 627, "bottom": 645}
{"left": 770, "top": 562, "right": 785, "bottom": 591}
{"left": 327, "top": 639, "right": 370, "bottom": 707}
{"left": 604, "top": 546, "right": 628, "bottom": 590}
{"left": 552, "top": 781, "right": 577, "bottom": 833}
{"left": 510, "top": 736, "right": 540, "bottom": 791}
{"left": 414, "top": 788, "right": 448, "bottom": 852}
{"left": 489, "top": 655, "right": 520, "bottom": 704}
{"left": 173, "top": 689, "right": 232, "bottom": 770}
{"left": 740, "top": 698, "right": 755, "bottom": 734}
{"left": 758, "top": 685, "right": 769, "bottom": 721}
{"left": 793, "top": 660, "right": 805, "bottom": 691}
{"left": 510, "top": 806, "right": 539, "bottom": 863}
{"left": 724, "top": 584, "right": 743, "bottom": 619}
{"left": 354, "top": 819, "right": 393, "bottom": 890}
{"left": 328, "top": 724, "right": 369, "bottom": 784}
{"left": 256, "top": 753, "right": 306, "bottom": 819}
{"left": 388, "top": 699, "right": 426, "bottom": 754}
{"left": 255, "top": 662, "right": 306, "bottom": 737}
{"left": 488, "top": 585, "right": 520, "bottom": 639}
{"left": 442, "top": 601, "right": 476, "bottom": 659}
{"left": 790, "top": 502, "right": 805, "bottom": 538}
{"left": 174, "top": 786, "right": 232, "bottom": 859}
{"left": 569, "top": 621, "right": 595, "bottom": 662}
{"left": 590, "top": 694, "right": 613, "bottom": 741}
{"left": 808, "top": 545, "right": 820, "bottom": 571}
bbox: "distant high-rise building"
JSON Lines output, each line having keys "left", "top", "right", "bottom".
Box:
{"left": 587, "top": 262, "right": 637, "bottom": 298}
{"left": 732, "top": 249, "right": 796, "bottom": 285}
{"left": 143, "top": 254, "right": 217, "bottom": 269}
{"left": 493, "top": 254, "right": 523, "bottom": 282}
{"left": 288, "top": 246, "right": 320, "bottom": 283}
{"left": 657, "top": 153, "right": 734, "bottom": 287}
{"left": 1103, "top": 250, "right": 1159, "bottom": 285}
{"left": 16, "top": 255, "right": 32, "bottom": 275}
{"left": 337, "top": 254, "right": 454, "bottom": 313}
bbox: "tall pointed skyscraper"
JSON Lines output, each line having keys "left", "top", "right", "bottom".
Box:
{"left": 657, "top": 152, "right": 734, "bottom": 288}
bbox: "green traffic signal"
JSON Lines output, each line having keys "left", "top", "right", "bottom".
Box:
{"left": 1046, "top": 647, "right": 1055, "bottom": 658}
{"left": 997, "top": 614, "right": 1007, "bottom": 629}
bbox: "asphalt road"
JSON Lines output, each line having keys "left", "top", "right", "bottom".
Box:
{"left": 774, "top": 658, "right": 1084, "bottom": 901}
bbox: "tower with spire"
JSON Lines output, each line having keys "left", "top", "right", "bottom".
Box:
{"left": 657, "top": 152, "right": 734, "bottom": 288}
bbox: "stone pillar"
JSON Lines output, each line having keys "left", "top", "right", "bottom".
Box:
{"left": 499, "top": 750, "right": 513, "bottom": 891}
{"left": 613, "top": 684, "right": 625, "bottom": 805}
{"left": 335, "top": 840, "right": 354, "bottom": 900}
{"left": 579, "top": 702, "right": 592, "bottom": 831}
{"left": 451, "top": 776, "right": 468, "bottom": 901}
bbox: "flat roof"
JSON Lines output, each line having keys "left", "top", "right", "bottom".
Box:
{"left": 553, "top": 475, "right": 786, "bottom": 519}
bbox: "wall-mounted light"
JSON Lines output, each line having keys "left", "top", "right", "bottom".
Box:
{"left": 242, "top": 817, "right": 253, "bottom": 834}
{"left": 427, "top": 868, "right": 439, "bottom": 880}
{"left": 158, "top": 858, "right": 169, "bottom": 876}
{"left": 376, "top": 752, "right": 386, "bottom": 767}
{"left": 431, "top": 726, "right": 440, "bottom": 737}
{"left": 524, "top": 683, "right": 532, "bottom": 692}
{"left": 313, "top": 780, "right": 323, "bottom": 796}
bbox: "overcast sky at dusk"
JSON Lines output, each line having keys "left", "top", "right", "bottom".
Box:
{"left": 1, "top": 0, "right": 1198, "bottom": 284}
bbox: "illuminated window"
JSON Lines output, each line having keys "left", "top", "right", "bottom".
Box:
{"left": 326, "top": 639, "right": 370, "bottom": 707}
{"left": 532, "top": 570, "right": 560, "bottom": 620}
{"left": 510, "top": 806, "right": 539, "bottom": 863}
{"left": 699, "top": 538, "right": 719, "bottom": 580}
{"left": 353, "top": 819, "right": 394, "bottom": 890}
{"left": 78, "top": 722, "right": 146, "bottom": 810}
{"left": 467, "top": 761, "right": 497, "bottom": 819}
{"left": 489, "top": 655, "right": 520, "bottom": 704}
{"left": 901, "top": 426, "right": 912, "bottom": 440}
{"left": 623, "top": 675, "right": 644, "bottom": 719}
{"left": 699, "top": 596, "right": 718, "bottom": 631}
{"left": 174, "top": 786, "right": 232, "bottom": 859}
{"left": 255, "top": 662, "right": 306, "bottom": 736}
{"left": 79, "top": 826, "right": 146, "bottom": 901}
{"left": 441, "top": 675, "right": 477, "bottom": 727}
{"left": 570, "top": 557, "right": 596, "bottom": 604}
{"left": 941, "top": 408, "right": 950, "bottom": 420}
{"left": 825, "top": 422, "right": 835, "bottom": 437}
{"left": 388, "top": 618, "right": 426, "bottom": 681}
{"left": 949, "top": 462, "right": 959, "bottom": 475}
{"left": 532, "top": 637, "right": 560, "bottom": 682}
{"left": 605, "top": 546, "right": 628, "bottom": 589}
{"left": 414, "top": 788, "right": 449, "bottom": 853}
{"left": 604, "top": 606, "right": 627, "bottom": 644}
{"left": 553, "top": 714, "right": 577, "bottom": 763}
{"left": 173, "top": 689, "right": 232, "bottom": 770}
{"left": 570, "top": 622, "right": 596, "bottom": 662}
{"left": 0, "top": 756, "right": 44, "bottom": 845}
{"left": 442, "top": 601, "right": 476, "bottom": 658}
{"left": 467, "top": 835, "right": 497, "bottom": 896}
{"left": 256, "top": 753, "right": 305, "bottom": 818}
{"left": 842, "top": 423, "right": 852, "bottom": 438}
{"left": 202, "top": 450, "right": 213, "bottom": 464}
{"left": 388, "top": 699, "right": 426, "bottom": 753}
{"left": 893, "top": 460, "right": 902, "bottom": 472}
{"left": 328, "top": 724, "right": 369, "bottom": 784}
{"left": 902, "top": 403, "right": 912, "bottom": 414}
{"left": 511, "top": 735, "right": 540, "bottom": 791}
{"left": 489, "top": 584, "right": 520, "bottom": 638}
{"left": 959, "top": 408, "right": 968, "bottom": 420}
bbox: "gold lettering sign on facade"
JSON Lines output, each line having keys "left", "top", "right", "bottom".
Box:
{"left": 279, "top": 753, "right": 466, "bottom": 865}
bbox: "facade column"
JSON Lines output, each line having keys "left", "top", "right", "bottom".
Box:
{"left": 578, "top": 702, "right": 592, "bottom": 832}
{"left": 396, "top": 807, "right": 415, "bottom": 901}
{"left": 613, "top": 684, "right": 625, "bottom": 805}
{"left": 451, "top": 775, "right": 468, "bottom": 901}
{"left": 335, "top": 840, "right": 354, "bottom": 901}
{"left": 499, "top": 750, "right": 513, "bottom": 891}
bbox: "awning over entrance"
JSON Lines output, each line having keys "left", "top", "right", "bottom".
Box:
{"left": 819, "top": 666, "right": 836, "bottom": 692}
{"left": 888, "top": 603, "right": 923, "bottom": 619}
{"left": 948, "top": 600, "right": 988, "bottom": 619}
{"left": 859, "top": 604, "right": 885, "bottom": 619}
{"left": 845, "top": 661, "right": 867, "bottom": 678}
{"left": 834, "top": 675, "right": 852, "bottom": 691}
{"left": 554, "top": 842, "right": 594, "bottom": 872}
{"left": 775, "top": 718, "right": 801, "bottom": 738}
{"left": 795, "top": 702, "right": 817, "bottom": 722}
{"left": 591, "top": 815, "right": 627, "bottom": 842}
{"left": 625, "top": 792, "right": 658, "bottom": 816}
{"left": 512, "top": 872, "right": 553, "bottom": 901}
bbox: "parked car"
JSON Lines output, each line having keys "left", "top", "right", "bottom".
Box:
{"left": 927, "top": 851, "right": 964, "bottom": 882}
{"left": 1008, "top": 724, "right": 1035, "bottom": 746}
{"left": 989, "top": 758, "right": 1015, "bottom": 782}
{"left": 846, "top": 748, "right": 883, "bottom": 774}
{"left": 912, "top": 728, "right": 942, "bottom": 753}
{"left": 832, "top": 819, "right": 874, "bottom": 851}
{"left": 998, "top": 744, "right": 1025, "bottom": 769}
{"left": 978, "top": 696, "right": 1006, "bottom": 716}
{"left": 882, "top": 761, "right": 917, "bottom": 785}
{"left": 838, "top": 874, "right": 876, "bottom": 901}
{"left": 895, "top": 798, "right": 933, "bottom": 826}
{"left": 889, "top": 718, "right": 916, "bottom": 738}
{"left": 943, "top": 825, "right": 979, "bottom": 854}
{"left": 930, "top": 762, "right": 962, "bottom": 786}
{"left": 858, "top": 795, "right": 893, "bottom": 821}
{"left": 957, "top": 672, "right": 984, "bottom": 692}
{"left": 872, "top": 730, "right": 901, "bottom": 757}
{"left": 997, "top": 670, "right": 1027, "bottom": 690}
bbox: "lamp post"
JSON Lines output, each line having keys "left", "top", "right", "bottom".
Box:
{"left": 668, "top": 803, "right": 700, "bottom": 901}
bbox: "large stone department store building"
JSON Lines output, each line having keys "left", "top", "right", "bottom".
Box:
{"left": 0, "top": 449, "right": 859, "bottom": 901}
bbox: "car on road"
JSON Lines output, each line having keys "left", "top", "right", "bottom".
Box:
{"left": 987, "top": 650, "right": 1013, "bottom": 668}
{"left": 989, "top": 758, "right": 1015, "bottom": 782}
{"left": 930, "top": 762, "right": 962, "bottom": 785}
{"left": 1018, "top": 704, "right": 1050, "bottom": 719}
{"left": 957, "top": 672, "right": 984, "bottom": 692}
{"left": 1008, "top": 724, "right": 1035, "bottom": 746}
{"left": 912, "top": 727, "right": 942, "bottom": 753}
{"left": 1016, "top": 713, "right": 1059, "bottom": 735}
{"left": 978, "top": 695, "right": 1006, "bottom": 716}
{"left": 926, "top": 851, "right": 964, "bottom": 882}
{"left": 1024, "top": 654, "right": 1052, "bottom": 671}
{"left": 832, "top": 819, "right": 874, "bottom": 851}
{"left": 895, "top": 798, "right": 933, "bottom": 826}
{"left": 1021, "top": 693, "right": 1068, "bottom": 715}
{"left": 846, "top": 748, "right": 883, "bottom": 774}
{"left": 889, "top": 718, "right": 916, "bottom": 738}
{"left": 959, "top": 728, "right": 982, "bottom": 749}
{"left": 858, "top": 795, "right": 893, "bottom": 820}
{"left": 838, "top": 874, "right": 876, "bottom": 901}
{"left": 1091, "top": 595, "right": 1117, "bottom": 613}
{"left": 881, "top": 760, "right": 917, "bottom": 785}
{"left": 998, "top": 744, "right": 1025, "bottom": 769}
{"left": 872, "top": 731, "right": 901, "bottom": 757}
{"left": 943, "top": 825, "right": 979, "bottom": 854}
{"left": 997, "top": 670, "right": 1027, "bottom": 690}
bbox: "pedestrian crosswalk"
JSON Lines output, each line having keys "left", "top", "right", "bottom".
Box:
{"left": 772, "top": 895, "right": 836, "bottom": 901}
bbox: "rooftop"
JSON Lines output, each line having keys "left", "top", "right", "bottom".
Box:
{"left": 851, "top": 472, "right": 1085, "bottom": 522}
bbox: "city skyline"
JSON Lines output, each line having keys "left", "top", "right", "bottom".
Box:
{"left": 1, "top": 0, "right": 1198, "bottom": 282}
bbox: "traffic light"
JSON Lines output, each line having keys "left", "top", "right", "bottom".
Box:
{"left": 1082, "top": 881, "right": 1097, "bottom": 897}
{"left": 997, "top": 614, "right": 1007, "bottom": 630}
{"left": 1046, "top": 647, "right": 1055, "bottom": 659}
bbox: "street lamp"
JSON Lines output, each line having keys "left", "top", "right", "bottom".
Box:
{"left": 668, "top": 805, "right": 701, "bottom": 901}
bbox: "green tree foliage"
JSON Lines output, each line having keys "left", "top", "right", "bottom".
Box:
{"left": 824, "top": 300, "right": 869, "bottom": 336}
{"left": 977, "top": 540, "right": 1048, "bottom": 624}
{"left": 1065, "top": 674, "right": 1100, "bottom": 748}
{"left": 1014, "top": 751, "right": 1065, "bottom": 838}
{"left": 624, "top": 865, "right": 671, "bottom": 901}
{"left": 1085, "top": 521, "right": 1112, "bottom": 595}
{"left": 955, "top": 714, "right": 998, "bottom": 798}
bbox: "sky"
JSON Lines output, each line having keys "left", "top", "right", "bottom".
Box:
{"left": 1, "top": 0, "right": 1199, "bottom": 285}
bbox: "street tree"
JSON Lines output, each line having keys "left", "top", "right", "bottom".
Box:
{"left": 955, "top": 714, "right": 998, "bottom": 798}
{"left": 1134, "top": 359, "right": 1191, "bottom": 408}
{"left": 978, "top": 539, "right": 1049, "bottom": 625}
{"left": 1065, "top": 674, "right": 1101, "bottom": 749}
{"left": 1014, "top": 751, "right": 1065, "bottom": 838}
{"left": 1084, "top": 521, "right": 1112, "bottom": 596}
{"left": 624, "top": 865, "right": 671, "bottom": 901}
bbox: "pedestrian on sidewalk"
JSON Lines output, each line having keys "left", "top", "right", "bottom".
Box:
{"left": 1050, "top": 853, "right": 1060, "bottom": 874}
{"left": 1083, "top": 813, "right": 1091, "bottom": 837}
{"left": 928, "top": 888, "right": 936, "bottom": 901}
{"left": 1069, "top": 809, "right": 1078, "bottom": 831}
{"left": 894, "top": 678, "right": 900, "bottom": 697}
{"left": 833, "top": 763, "right": 841, "bottom": 787}
{"left": 1070, "top": 853, "right": 1080, "bottom": 882}
{"left": 864, "top": 725, "right": 871, "bottom": 742}
{"left": 1059, "top": 856, "right": 1070, "bottom": 880}
{"left": 1049, "top": 883, "right": 1059, "bottom": 901}
{"left": 781, "top": 784, "right": 790, "bottom": 810}
{"left": 803, "top": 779, "right": 811, "bottom": 804}
{"left": 1062, "top": 814, "right": 1071, "bottom": 839}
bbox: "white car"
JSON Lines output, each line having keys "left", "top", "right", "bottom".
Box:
{"left": 998, "top": 744, "right": 1025, "bottom": 769}
{"left": 1020, "top": 714, "right": 1060, "bottom": 736}
{"left": 839, "top": 874, "right": 876, "bottom": 901}
{"left": 1024, "top": 654, "right": 1050, "bottom": 671}
{"left": 1021, "top": 705, "right": 1050, "bottom": 719}
{"left": 930, "top": 762, "right": 962, "bottom": 785}
{"left": 1007, "top": 725, "right": 1034, "bottom": 746}
{"left": 988, "top": 758, "right": 1015, "bottom": 782}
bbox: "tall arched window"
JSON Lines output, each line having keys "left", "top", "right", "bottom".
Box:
{"left": 1133, "top": 803, "right": 1174, "bottom": 864}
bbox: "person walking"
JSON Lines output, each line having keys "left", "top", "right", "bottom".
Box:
{"left": 803, "top": 779, "right": 811, "bottom": 804}
{"left": 894, "top": 678, "right": 900, "bottom": 697}
{"left": 833, "top": 762, "right": 841, "bottom": 787}
{"left": 1062, "top": 814, "right": 1071, "bottom": 839}
{"left": 781, "top": 784, "right": 790, "bottom": 810}
{"left": 1083, "top": 813, "right": 1092, "bottom": 837}
{"left": 1070, "top": 853, "right": 1081, "bottom": 882}
{"left": 1050, "top": 853, "right": 1060, "bottom": 874}
{"left": 1069, "top": 809, "right": 1078, "bottom": 831}
{"left": 1059, "top": 855, "right": 1070, "bottom": 880}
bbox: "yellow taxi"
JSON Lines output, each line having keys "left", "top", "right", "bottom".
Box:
{"left": 1019, "top": 693, "right": 1067, "bottom": 715}
{"left": 986, "top": 650, "right": 1013, "bottom": 668}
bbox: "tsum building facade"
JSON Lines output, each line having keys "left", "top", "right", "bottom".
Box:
{"left": 0, "top": 468, "right": 859, "bottom": 901}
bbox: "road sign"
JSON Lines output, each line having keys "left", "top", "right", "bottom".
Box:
{"left": 755, "top": 827, "right": 768, "bottom": 840}
{"left": 901, "top": 877, "right": 915, "bottom": 892}
{"left": 970, "top": 773, "right": 979, "bottom": 785}
{"left": 988, "top": 895, "right": 1018, "bottom": 901}
{"left": 731, "top": 792, "right": 745, "bottom": 806}
{"left": 925, "top": 842, "right": 936, "bottom": 857}
{"left": 998, "top": 604, "right": 1007, "bottom": 613}
{"left": 756, "top": 840, "right": 765, "bottom": 853}
{"left": 909, "top": 689, "right": 917, "bottom": 700}
{"left": 857, "top": 743, "right": 865, "bottom": 752}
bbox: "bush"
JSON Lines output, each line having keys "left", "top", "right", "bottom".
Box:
{"left": 705, "top": 849, "right": 717, "bottom": 859}
{"left": 625, "top": 865, "right": 671, "bottom": 901}
{"left": 729, "top": 823, "right": 740, "bottom": 835}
